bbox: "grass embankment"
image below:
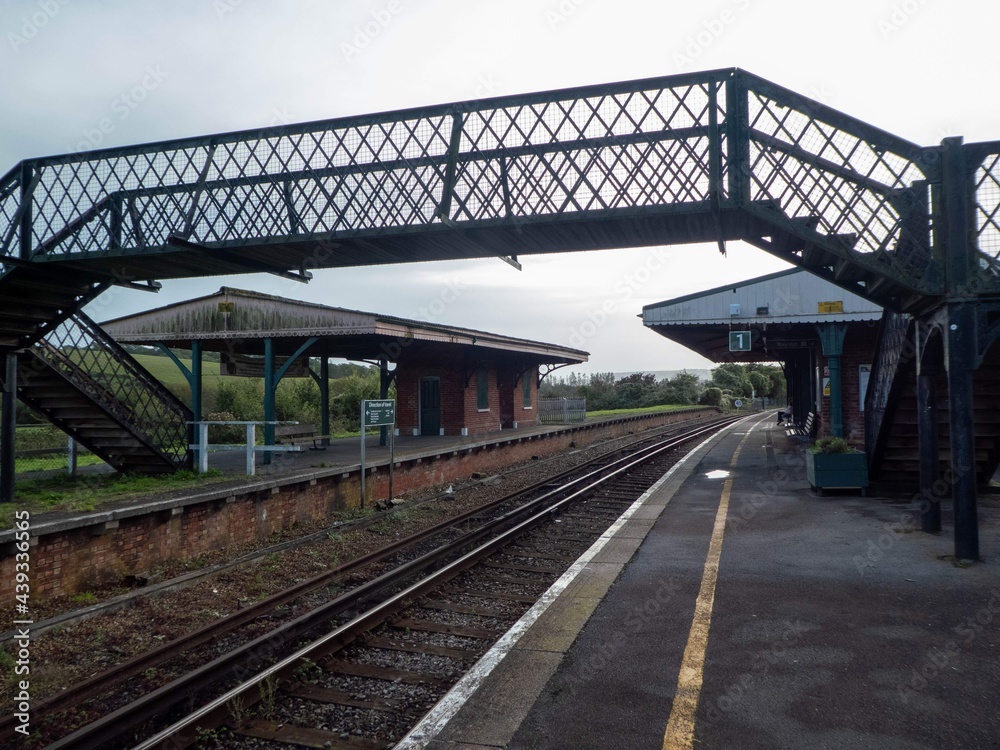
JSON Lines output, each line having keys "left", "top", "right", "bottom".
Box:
{"left": 130, "top": 352, "right": 225, "bottom": 392}
{"left": 15, "top": 455, "right": 105, "bottom": 474}
{"left": 1, "top": 470, "right": 231, "bottom": 529}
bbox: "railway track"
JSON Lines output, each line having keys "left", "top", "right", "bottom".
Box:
{"left": 11, "top": 414, "right": 741, "bottom": 750}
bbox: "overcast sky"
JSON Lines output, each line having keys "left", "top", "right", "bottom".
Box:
{"left": 3, "top": 0, "right": 998, "bottom": 375}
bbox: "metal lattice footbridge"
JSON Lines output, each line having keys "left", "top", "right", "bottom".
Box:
{"left": 1, "top": 68, "right": 997, "bottom": 557}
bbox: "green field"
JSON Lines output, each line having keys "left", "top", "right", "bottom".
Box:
{"left": 130, "top": 353, "right": 226, "bottom": 393}
{"left": 15, "top": 454, "right": 105, "bottom": 474}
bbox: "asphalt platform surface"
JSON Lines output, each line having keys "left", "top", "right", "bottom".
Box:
{"left": 412, "top": 413, "right": 1000, "bottom": 750}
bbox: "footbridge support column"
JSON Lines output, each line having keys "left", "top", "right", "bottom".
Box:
{"left": 946, "top": 303, "right": 978, "bottom": 560}
{"left": 817, "top": 324, "right": 848, "bottom": 438}
{"left": 942, "top": 136, "right": 979, "bottom": 561}
{"left": 1, "top": 353, "right": 16, "bottom": 503}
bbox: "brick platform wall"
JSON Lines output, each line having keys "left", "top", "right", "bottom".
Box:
{"left": 1, "top": 408, "right": 718, "bottom": 601}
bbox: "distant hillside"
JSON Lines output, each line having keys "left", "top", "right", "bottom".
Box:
{"left": 614, "top": 369, "right": 713, "bottom": 382}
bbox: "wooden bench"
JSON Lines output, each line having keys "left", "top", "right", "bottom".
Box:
{"left": 275, "top": 423, "right": 316, "bottom": 441}
{"left": 282, "top": 434, "right": 335, "bottom": 451}
{"left": 274, "top": 424, "right": 337, "bottom": 451}
{"left": 786, "top": 411, "right": 818, "bottom": 440}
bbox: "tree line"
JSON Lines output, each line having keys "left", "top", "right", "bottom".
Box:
{"left": 539, "top": 363, "right": 785, "bottom": 411}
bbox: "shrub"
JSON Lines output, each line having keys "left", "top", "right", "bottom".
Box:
{"left": 204, "top": 412, "right": 247, "bottom": 443}
{"left": 700, "top": 387, "right": 723, "bottom": 407}
{"left": 811, "top": 436, "right": 856, "bottom": 454}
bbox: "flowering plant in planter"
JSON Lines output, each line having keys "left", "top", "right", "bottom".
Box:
{"left": 806, "top": 437, "right": 868, "bottom": 495}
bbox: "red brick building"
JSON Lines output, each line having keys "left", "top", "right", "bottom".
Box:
{"left": 102, "top": 287, "right": 587, "bottom": 440}
{"left": 394, "top": 349, "right": 544, "bottom": 436}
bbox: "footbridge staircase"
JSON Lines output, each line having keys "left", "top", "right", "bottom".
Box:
{"left": 1, "top": 68, "right": 999, "bottom": 555}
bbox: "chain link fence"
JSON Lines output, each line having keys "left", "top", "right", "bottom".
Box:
{"left": 11, "top": 419, "right": 106, "bottom": 479}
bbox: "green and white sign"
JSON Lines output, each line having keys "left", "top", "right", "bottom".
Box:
{"left": 363, "top": 399, "right": 396, "bottom": 427}
{"left": 729, "top": 330, "right": 752, "bottom": 352}
{"left": 360, "top": 399, "right": 397, "bottom": 509}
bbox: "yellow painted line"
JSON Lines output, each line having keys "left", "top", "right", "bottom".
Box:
{"left": 662, "top": 415, "right": 766, "bottom": 750}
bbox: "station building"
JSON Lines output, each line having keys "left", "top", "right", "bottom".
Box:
{"left": 101, "top": 287, "right": 587, "bottom": 440}
{"left": 642, "top": 269, "right": 882, "bottom": 442}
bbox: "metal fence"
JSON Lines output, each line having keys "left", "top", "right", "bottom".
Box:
{"left": 11, "top": 422, "right": 105, "bottom": 478}
{"left": 538, "top": 398, "right": 587, "bottom": 424}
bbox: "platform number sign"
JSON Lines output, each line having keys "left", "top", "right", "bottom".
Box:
{"left": 729, "top": 330, "right": 752, "bottom": 352}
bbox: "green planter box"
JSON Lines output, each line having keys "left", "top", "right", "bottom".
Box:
{"left": 806, "top": 450, "right": 868, "bottom": 495}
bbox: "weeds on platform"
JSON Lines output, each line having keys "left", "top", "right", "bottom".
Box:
{"left": 1, "top": 469, "right": 227, "bottom": 528}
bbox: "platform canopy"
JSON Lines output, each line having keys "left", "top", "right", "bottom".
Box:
{"left": 642, "top": 269, "right": 882, "bottom": 362}
{"left": 101, "top": 286, "right": 588, "bottom": 365}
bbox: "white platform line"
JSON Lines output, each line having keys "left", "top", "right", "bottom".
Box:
{"left": 395, "top": 422, "right": 736, "bottom": 749}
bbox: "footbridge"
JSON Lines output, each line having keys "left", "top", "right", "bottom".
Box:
{"left": 1, "top": 68, "right": 998, "bottom": 558}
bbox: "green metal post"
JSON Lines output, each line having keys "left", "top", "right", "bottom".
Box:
{"left": 157, "top": 342, "right": 203, "bottom": 468}
{"left": 263, "top": 337, "right": 275, "bottom": 465}
{"left": 379, "top": 358, "right": 390, "bottom": 447}
{"left": 941, "top": 137, "right": 979, "bottom": 561}
{"left": 190, "top": 341, "right": 203, "bottom": 468}
{"left": 190, "top": 341, "right": 203, "bottom": 421}
{"left": 1, "top": 353, "right": 17, "bottom": 503}
{"left": 320, "top": 357, "right": 330, "bottom": 447}
{"left": 817, "top": 324, "right": 847, "bottom": 438}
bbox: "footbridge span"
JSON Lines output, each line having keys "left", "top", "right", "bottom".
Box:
{"left": 1, "top": 68, "right": 998, "bottom": 558}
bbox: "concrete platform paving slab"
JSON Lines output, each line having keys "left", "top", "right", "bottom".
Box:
{"left": 401, "top": 413, "right": 1000, "bottom": 750}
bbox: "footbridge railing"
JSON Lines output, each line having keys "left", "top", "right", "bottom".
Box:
{"left": 971, "top": 141, "right": 1000, "bottom": 286}
{"left": 0, "top": 69, "right": 967, "bottom": 307}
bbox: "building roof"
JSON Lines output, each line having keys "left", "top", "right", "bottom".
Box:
{"left": 100, "top": 287, "right": 588, "bottom": 365}
{"left": 643, "top": 268, "right": 883, "bottom": 326}
{"left": 642, "top": 269, "right": 883, "bottom": 362}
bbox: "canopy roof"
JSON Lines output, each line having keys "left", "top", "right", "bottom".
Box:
{"left": 642, "top": 269, "right": 882, "bottom": 362}
{"left": 101, "top": 287, "right": 589, "bottom": 364}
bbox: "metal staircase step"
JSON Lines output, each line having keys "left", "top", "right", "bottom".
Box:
{"left": 9, "top": 309, "right": 193, "bottom": 475}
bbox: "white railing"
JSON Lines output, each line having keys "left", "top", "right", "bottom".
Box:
{"left": 189, "top": 420, "right": 301, "bottom": 476}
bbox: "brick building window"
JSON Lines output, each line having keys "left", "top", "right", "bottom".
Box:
{"left": 523, "top": 371, "right": 532, "bottom": 408}
{"left": 476, "top": 367, "right": 489, "bottom": 410}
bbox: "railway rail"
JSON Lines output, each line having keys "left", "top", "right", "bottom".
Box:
{"left": 10, "top": 413, "right": 743, "bottom": 750}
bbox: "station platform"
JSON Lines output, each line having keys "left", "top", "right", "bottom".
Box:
{"left": 401, "top": 413, "right": 1000, "bottom": 750}
{"left": 3, "top": 409, "right": 719, "bottom": 602}
{"left": 203, "top": 419, "right": 617, "bottom": 477}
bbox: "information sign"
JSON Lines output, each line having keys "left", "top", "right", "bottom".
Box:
{"left": 363, "top": 399, "right": 396, "bottom": 427}
{"left": 360, "top": 399, "right": 397, "bottom": 508}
